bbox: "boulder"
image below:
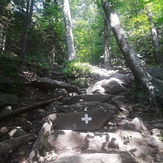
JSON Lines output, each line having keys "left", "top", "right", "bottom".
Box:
{"left": 48, "top": 130, "right": 123, "bottom": 152}
{"left": 56, "top": 101, "right": 117, "bottom": 113}
{"left": 56, "top": 106, "right": 117, "bottom": 131}
{"left": 98, "top": 78, "right": 127, "bottom": 94}
{"left": 146, "top": 135, "right": 163, "bottom": 151}
{"left": 117, "top": 117, "right": 148, "bottom": 133}
{"left": 46, "top": 128, "right": 153, "bottom": 162}
{"left": 86, "top": 74, "right": 131, "bottom": 95}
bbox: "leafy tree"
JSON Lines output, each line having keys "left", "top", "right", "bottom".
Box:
{"left": 102, "top": 0, "right": 163, "bottom": 107}
{"left": 71, "top": 0, "right": 104, "bottom": 64}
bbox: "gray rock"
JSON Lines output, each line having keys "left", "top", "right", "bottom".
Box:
{"left": 9, "top": 127, "right": 27, "bottom": 138}
{"left": 47, "top": 153, "right": 138, "bottom": 163}
{"left": 56, "top": 106, "right": 117, "bottom": 131}
{"left": 99, "top": 79, "right": 127, "bottom": 94}
{"left": 86, "top": 84, "right": 105, "bottom": 95}
{"left": 146, "top": 135, "right": 163, "bottom": 150}
{"left": 86, "top": 78, "right": 128, "bottom": 95}
{"left": 112, "top": 99, "right": 130, "bottom": 115}
{"left": 51, "top": 88, "right": 68, "bottom": 98}
{"left": 117, "top": 117, "right": 148, "bottom": 133}
{"left": 57, "top": 101, "right": 117, "bottom": 113}
{"left": 48, "top": 130, "right": 123, "bottom": 152}
{"left": 0, "top": 127, "right": 27, "bottom": 142}
{"left": 131, "top": 117, "right": 148, "bottom": 133}
{"left": 118, "top": 129, "right": 152, "bottom": 158}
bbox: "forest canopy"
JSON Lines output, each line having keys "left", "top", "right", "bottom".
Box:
{"left": 0, "top": 0, "right": 163, "bottom": 66}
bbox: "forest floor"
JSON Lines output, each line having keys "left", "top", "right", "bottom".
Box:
{"left": 0, "top": 62, "right": 163, "bottom": 163}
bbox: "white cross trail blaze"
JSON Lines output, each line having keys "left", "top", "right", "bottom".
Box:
{"left": 81, "top": 114, "right": 92, "bottom": 124}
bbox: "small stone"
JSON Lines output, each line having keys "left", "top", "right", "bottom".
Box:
{"left": 9, "top": 127, "right": 27, "bottom": 138}
{"left": 131, "top": 117, "right": 148, "bottom": 133}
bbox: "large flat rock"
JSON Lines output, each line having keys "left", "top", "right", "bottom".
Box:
{"left": 47, "top": 153, "right": 138, "bottom": 163}
{"left": 48, "top": 130, "right": 123, "bottom": 153}
{"left": 47, "top": 128, "right": 157, "bottom": 162}
{"left": 56, "top": 107, "right": 117, "bottom": 131}
{"left": 56, "top": 101, "right": 117, "bottom": 113}
{"left": 55, "top": 102, "right": 118, "bottom": 131}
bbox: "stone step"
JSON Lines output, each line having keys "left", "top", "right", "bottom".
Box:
{"left": 45, "top": 129, "right": 163, "bottom": 163}
{"left": 47, "top": 152, "right": 138, "bottom": 163}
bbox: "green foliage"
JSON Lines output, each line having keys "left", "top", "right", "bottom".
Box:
{"left": 127, "top": 83, "right": 149, "bottom": 105}
{"left": 71, "top": 0, "right": 104, "bottom": 64}
{"left": 24, "top": 54, "right": 54, "bottom": 77}
{"left": 0, "top": 53, "right": 20, "bottom": 78}
{"left": 25, "top": 54, "right": 51, "bottom": 69}
{"left": 0, "top": 52, "right": 22, "bottom": 95}
{"left": 2, "top": 0, "right": 163, "bottom": 67}
{"left": 68, "top": 77, "right": 91, "bottom": 88}
{"left": 62, "top": 60, "right": 92, "bottom": 78}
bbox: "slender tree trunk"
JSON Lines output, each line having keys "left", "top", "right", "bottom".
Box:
{"left": 103, "top": 18, "right": 111, "bottom": 69}
{"left": 20, "top": 0, "right": 34, "bottom": 61}
{"left": 102, "top": 0, "right": 162, "bottom": 106}
{"left": 62, "top": 0, "right": 76, "bottom": 60}
{"left": 148, "top": 9, "right": 163, "bottom": 64}
{"left": 0, "top": 26, "right": 6, "bottom": 51}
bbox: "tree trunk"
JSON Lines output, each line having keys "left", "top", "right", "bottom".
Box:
{"left": 148, "top": 9, "right": 163, "bottom": 64}
{"left": 0, "top": 134, "right": 36, "bottom": 155}
{"left": 102, "top": 0, "right": 162, "bottom": 106}
{"left": 20, "top": 0, "right": 35, "bottom": 61}
{"left": 62, "top": 0, "right": 76, "bottom": 60}
{"left": 0, "top": 96, "right": 63, "bottom": 120}
{"left": 0, "top": 27, "right": 6, "bottom": 51}
{"left": 103, "top": 18, "right": 111, "bottom": 69}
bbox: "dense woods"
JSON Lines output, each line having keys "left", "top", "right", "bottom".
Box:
{"left": 1, "top": 0, "right": 162, "bottom": 64}
{"left": 1, "top": 0, "right": 163, "bottom": 103}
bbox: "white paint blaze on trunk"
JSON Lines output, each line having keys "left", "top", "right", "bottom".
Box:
{"left": 62, "top": 0, "right": 76, "bottom": 60}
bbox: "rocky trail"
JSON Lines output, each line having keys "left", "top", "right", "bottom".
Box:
{"left": 0, "top": 64, "right": 163, "bottom": 163}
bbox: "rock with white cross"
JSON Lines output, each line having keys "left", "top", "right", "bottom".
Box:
{"left": 55, "top": 102, "right": 118, "bottom": 131}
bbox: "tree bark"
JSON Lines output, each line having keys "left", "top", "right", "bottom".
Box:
{"left": 102, "top": 0, "right": 162, "bottom": 106}
{"left": 20, "top": 0, "right": 35, "bottom": 61}
{"left": 62, "top": 0, "right": 76, "bottom": 60}
{"left": 0, "top": 25, "right": 6, "bottom": 51}
{"left": 103, "top": 18, "right": 111, "bottom": 69}
{"left": 148, "top": 9, "right": 163, "bottom": 64}
{"left": 0, "top": 133, "right": 36, "bottom": 154}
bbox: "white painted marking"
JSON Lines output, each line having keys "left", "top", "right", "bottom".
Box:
{"left": 81, "top": 114, "right": 92, "bottom": 124}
